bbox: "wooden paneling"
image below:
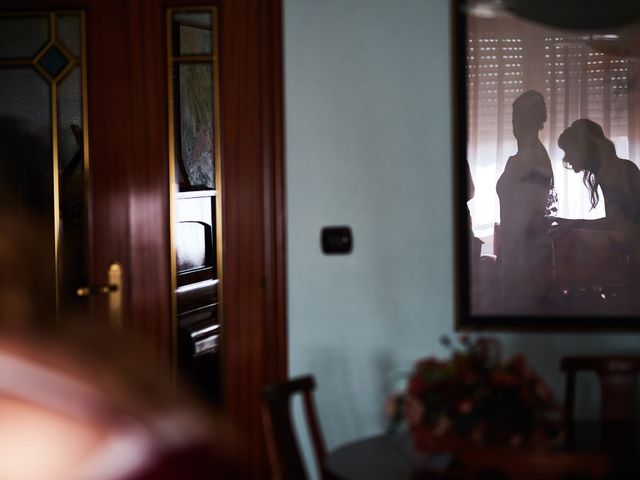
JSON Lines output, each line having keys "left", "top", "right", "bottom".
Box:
{"left": 86, "top": 0, "right": 172, "bottom": 363}
{"left": 124, "top": 0, "right": 172, "bottom": 361}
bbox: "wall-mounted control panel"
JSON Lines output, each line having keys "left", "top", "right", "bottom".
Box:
{"left": 321, "top": 226, "right": 353, "bottom": 254}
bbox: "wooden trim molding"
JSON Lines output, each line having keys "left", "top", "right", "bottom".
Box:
{"left": 260, "top": 0, "right": 287, "bottom": 384}
{"left": 218, "top": 0, "right": 287, "bottom": 477}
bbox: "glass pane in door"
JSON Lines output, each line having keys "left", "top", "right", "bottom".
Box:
{"left": 0, "top": 12, "right": 87, "bottom": 322}
{"left": 168, "top": 7, "right": 222, "bottom": 405}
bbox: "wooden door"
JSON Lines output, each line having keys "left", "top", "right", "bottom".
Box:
{"left": 0, "top": 0, "right": 173, "bottom": 350}
{"left": 86, "top": 0, "right": 172, "bottom": 358}
{"left": 0, "top": 0, "right": 285, "bottom": 477}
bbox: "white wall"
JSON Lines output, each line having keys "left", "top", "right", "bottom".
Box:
{"left": 284, "top": 0, "right": 640, "bottom": 473}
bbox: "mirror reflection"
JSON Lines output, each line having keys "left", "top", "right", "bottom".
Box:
{"left": 462, "top": 5, "right": 640, "bottom": 317}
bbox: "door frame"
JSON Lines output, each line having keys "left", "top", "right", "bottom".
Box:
{"left": 214, "top": 0, "right": 287, "bottom": 476}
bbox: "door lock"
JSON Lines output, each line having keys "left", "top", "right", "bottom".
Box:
{"left": 76, "top": 262, "right": 123, "bottom": 332}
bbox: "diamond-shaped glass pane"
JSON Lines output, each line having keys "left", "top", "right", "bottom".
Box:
{"left": 38, "top": 45, "right": 69, "bottom": 79}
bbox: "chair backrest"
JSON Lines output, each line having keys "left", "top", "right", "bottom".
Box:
{"left": 459, "top": 446, "right": 609, "bottom": 480}
{"left": 561, "top": 356, "right": 640, "bottom": 422}
{"left": 262, "top": 375, "right": 328, "bottom": 480}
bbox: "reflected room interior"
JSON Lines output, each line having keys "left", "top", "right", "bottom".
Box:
{"left": 464, "top": 0, "right": 640, "bottom": 320}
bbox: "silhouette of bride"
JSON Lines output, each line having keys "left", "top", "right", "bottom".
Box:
{"left": 496, "top": 90, "right": 556, "bottom": 314}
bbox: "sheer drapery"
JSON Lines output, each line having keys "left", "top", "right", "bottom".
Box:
{"left": 466, "top": 16, "right": 640, "bottom": 253}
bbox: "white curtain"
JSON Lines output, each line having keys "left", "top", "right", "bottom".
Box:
{"left": 466, "top": 16, "right": 639, "bottom": 253}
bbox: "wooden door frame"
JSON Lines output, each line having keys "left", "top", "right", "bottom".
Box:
{"left": 131, "top": 0, "right": 288, "bottom": 475}
{"left": 216, "top": 0, "right": 287, "bottom": 476}
{"left": 167, "top": 0, "right": 288, "bottom": 475}
{"left": 1, "top": 1, "right": 287, "bottom": 477}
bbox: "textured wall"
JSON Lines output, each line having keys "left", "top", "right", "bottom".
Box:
{"left": 284, "top": 0, "right": 640, "bottom": 476}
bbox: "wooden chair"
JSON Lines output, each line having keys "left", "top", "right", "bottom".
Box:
{"left": 561, "top": 355, "right": 640, "bottom": 462}
{"left": 262, "top": 375, "right": 334, "bottom": 480}
{"left": 561, "top": 356, "right": 640, "bottom": 423}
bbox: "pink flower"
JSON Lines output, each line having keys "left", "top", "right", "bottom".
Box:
{"left": 457, "top": 399, "right": 473, "bottom": 414}
{"left": 404, "top": 395, "right": 425, "bottom": 426}
{"left": 383, "top": 393, "right": 403, "bottom": 419}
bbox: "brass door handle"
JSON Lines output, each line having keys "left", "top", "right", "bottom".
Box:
{"left": 76, "top": 284, "right": 118, "bottom": 296}
{"left": 76, "top": 262, "right": 123, "bottom": 333}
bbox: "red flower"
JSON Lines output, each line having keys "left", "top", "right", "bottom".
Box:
{"left": 408, "top": 374, "right": 427, "bottom": 395}
{"left": 415, "top": 357, "right": 443, "bottom": 371}
{"left": 489, "top": 370, "right": 519, "bottom": 387}
{"left": 395, "top": 336, "right": 562, "bottom": 455}
{"left": 534, "top": 379, "right": 555, "bottom": 403}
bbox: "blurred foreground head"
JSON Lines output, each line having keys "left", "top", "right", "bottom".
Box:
{"left": 0, "top": 208, "right": 238, "bottom": 479}
{"left": 0, "top": 329, "right": 240, "bottom": 480}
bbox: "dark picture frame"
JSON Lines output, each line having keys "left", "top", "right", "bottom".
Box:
{"left": 454, "top": 1, "right": 640, "bottom": 329}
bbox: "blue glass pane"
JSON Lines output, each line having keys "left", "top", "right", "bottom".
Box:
{"left": 39, "top": 45, "right": 69, "bottom": 79}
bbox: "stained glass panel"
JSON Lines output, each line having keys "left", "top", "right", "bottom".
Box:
{"left": 38, "top": 45, "right": 70, "bottom": 79}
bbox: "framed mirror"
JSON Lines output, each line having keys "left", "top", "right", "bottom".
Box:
{"left": 455, "top": 0, "right": 640, "bottom": 329}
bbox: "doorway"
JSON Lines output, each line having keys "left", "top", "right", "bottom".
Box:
{"left": 0, "top": 0, "right": 286, "bottom": 477}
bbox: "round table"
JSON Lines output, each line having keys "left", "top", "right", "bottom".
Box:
{"left": 325, "top": 431, "right": 451, "bottom": 480}
{"left": 325, "top": 423, "right": 640, "bottom": 480}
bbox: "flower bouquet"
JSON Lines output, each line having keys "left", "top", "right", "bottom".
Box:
{"left": 387, "top": 336, "right": 562, "bottom": 455}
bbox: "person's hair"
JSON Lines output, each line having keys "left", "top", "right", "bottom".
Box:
{"left": 558, "top": 119, "right": 616, "bottom": 209}
{"left": 512, "top": 90, "right": 547, "bottom": 131}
